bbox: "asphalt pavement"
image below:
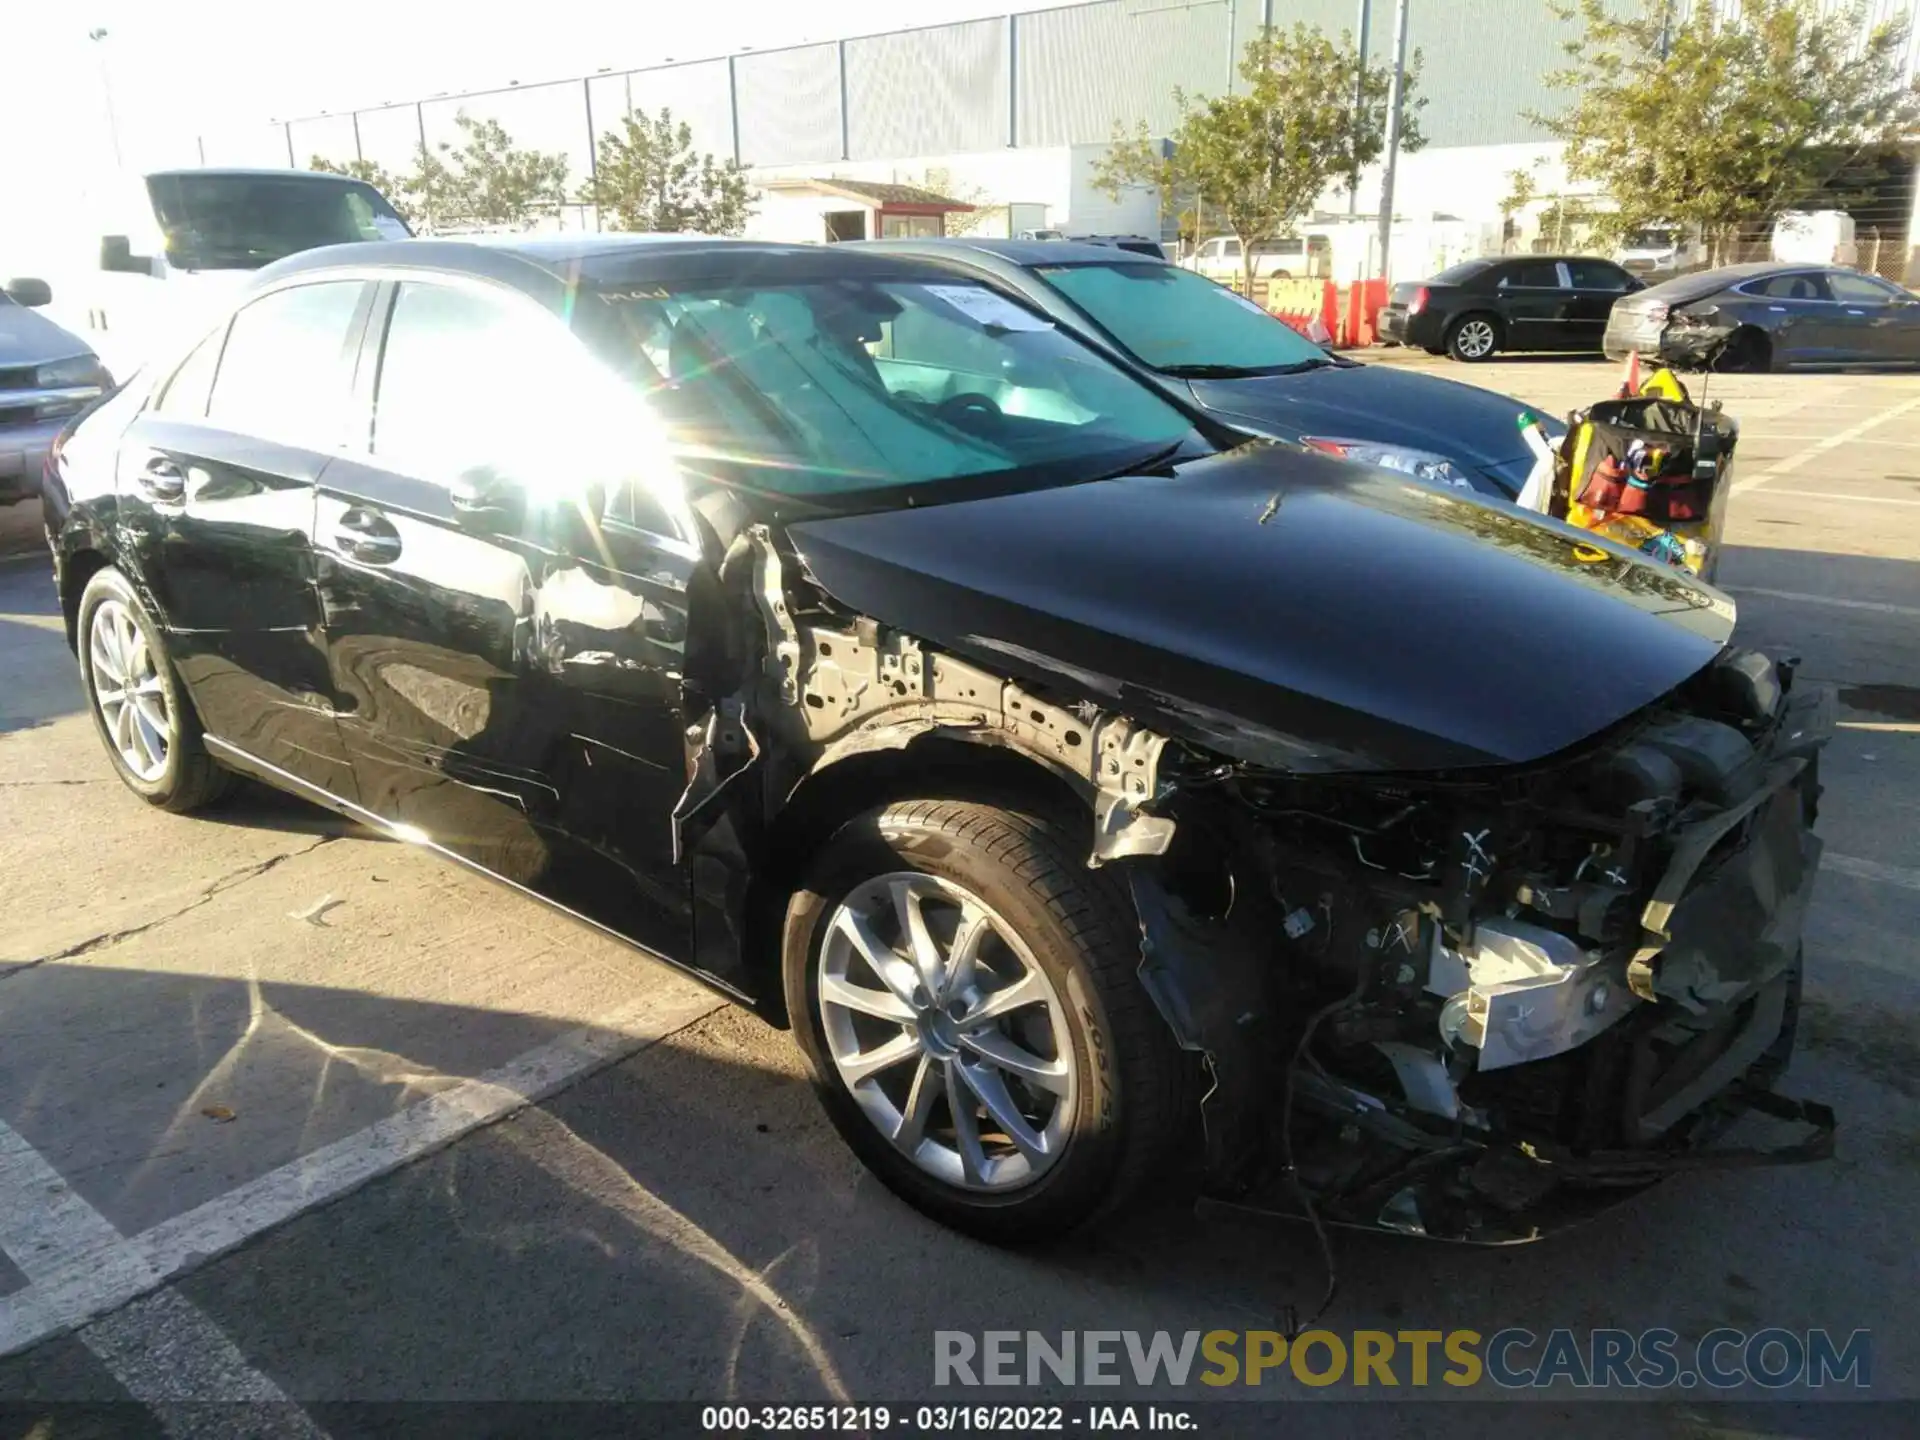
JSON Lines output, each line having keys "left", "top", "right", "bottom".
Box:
{"left": 2, "top": 355, "right": 1918, "bottom": 1434}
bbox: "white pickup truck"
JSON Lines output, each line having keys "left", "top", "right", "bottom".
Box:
{"left": 62, "top": 168, "right": 411, "bottom": 378}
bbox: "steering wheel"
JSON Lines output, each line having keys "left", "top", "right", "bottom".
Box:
{"left": 934, "top": 392, "right": 1003, "bottom": 425}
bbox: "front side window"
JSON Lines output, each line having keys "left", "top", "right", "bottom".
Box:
{"left": 205, "top": 281, "right": 367, "bottom": 445}
{"left": 147, "top": 174, "right": 410, "bottom": 271}
{"left": 1827, "top": 272, "right": 1899, "bottom": 305}
{"left": 575, "top": 276, "right": 1195, "bottom": 502}
{"left": 1036, "top": 261, "right": 1326, "bottom": 374}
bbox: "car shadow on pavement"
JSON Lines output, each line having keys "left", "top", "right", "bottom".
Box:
{"left": 1, "top": 939, "right": 1911, "bottom": 1410}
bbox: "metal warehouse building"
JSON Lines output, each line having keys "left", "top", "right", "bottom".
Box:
{"left": 264, "top": 0, "right": 1920, "bottom": 280}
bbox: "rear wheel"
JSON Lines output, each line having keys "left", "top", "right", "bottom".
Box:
{"left": 77, "top": 567, "right": 231, "bottom": 812}
{"left": 1446, "top": 313, "right": 1501, "bottom": 362}
{"left": 782, "top": 799, "right": 1194, "bottom": 1242}
{"left": 1718, "top": 327, "right": 1773, "bottom": 374}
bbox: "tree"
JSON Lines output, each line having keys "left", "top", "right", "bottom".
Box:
{"left": 421, "top": 112, "right": 571, "bottom": 231}
{"left": 1087, "top": 121, "right": 1195, "bottom": 247}
{"left": 579, "top": 107, "right": 753, "bottom": 235}
{"left": 1093, "top": 25, "right": 1424, "bottom": 295}
{"left": 1537, "top": 0, "right": 1920, "bottom": 264}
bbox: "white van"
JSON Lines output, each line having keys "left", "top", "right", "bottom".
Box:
{"left": 74, "top": 168, "right": 411, "bottom": 376}
{"left": 1615, "top": 226, "right": 1706, "bottom": 278}
{"left": 1772, "top": 211, "right": 1858, "bottom": 268}
{"left": 1186, "top": 233, "right": 1331, "bottom": 286}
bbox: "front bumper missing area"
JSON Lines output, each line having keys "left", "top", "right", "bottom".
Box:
{"left": 1199, "top": 1067, "right": 1835, "bottom": 1246}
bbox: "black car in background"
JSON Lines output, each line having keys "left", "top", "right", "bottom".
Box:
{"left": 1605, "top": 262, "right": 1920, "bottom": 371}
{"left": 1380, "top": 255, "right": 1644, "bottom": 361}
{"left": 865, "top": 238, "right": 1556, "bottom": 499}
{"left": 41, "top": 236, "right": 1831, "bottom": 1246}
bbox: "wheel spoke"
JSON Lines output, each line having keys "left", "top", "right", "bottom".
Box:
{"left": 95, "top": 685, "right": 126, "bottom": 707}
{"left": 91, "top": 633, "right": 123, "bottom": 685}
{"left": 892, "top": 1053, "right": 940, "bottom": 1149}
{"left": 943, "top": 908, "right": 991, "bottom": 1001}
{"left": 838, "top": 1030, "right": 920, "bottom": 1086}
{"left": 131, "top": 706, "right": 164, "bottom": 771}
{"left": 831, "top": 907, "right": 919, "bottom": 1006}
{"left": 961, "top": 1028, "right": 1072, "bottom": 1097}
{"left": 891, "top": 878, "right": 945, "bottom": 993}
{"left": 132, "top": 689, "right": 171, "bottom": 740}
{"left": 945, "top": 1059, "right": 989, "bottom": 1185}
{"left": 127, "top": 628, "right": 152, "bottom": 684}
{"left": 820, "top": 971, "right": 915, "bottom": 1024}
{"left": 112, "top": 698, "right": 137, "bottom": 758}
{"left": 958, "top": 969, "right": 1046, "bottom": 1028}
{"left": 955, "top": 1060, "right": 1050, "bottom": 1163}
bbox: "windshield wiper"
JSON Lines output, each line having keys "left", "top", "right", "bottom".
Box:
{"left": 1160, "top": 358, "right": 1334, "bottom": 378}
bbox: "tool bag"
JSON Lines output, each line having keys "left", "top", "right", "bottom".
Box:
{"left": 1550, "top": 374, "right": 1737, "bottom": 579}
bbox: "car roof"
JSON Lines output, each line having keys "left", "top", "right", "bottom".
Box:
{"left": 860, "top": 237, "right": 1168, "bottom": 268}
{"left": 253, "top": 234, "right": 990, "bottom": 301}
{"left": 1633, "top": 260, "right": 1821, "bottom": 298}
{"left": 145, "top": 167, "right": 365, "bottom": 182}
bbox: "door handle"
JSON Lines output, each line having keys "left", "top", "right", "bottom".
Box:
{"left": 331, "top": 507, "right": 402, "bottom": 565}
{"left": 135, "top": 454, "right": 186, "bottom": 503}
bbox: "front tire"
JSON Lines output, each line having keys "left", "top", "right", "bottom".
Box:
{"left": 76, "top": 567, "right": 231, "bottom": 812}
{"left": 782, "top": 799, "right": 1193, "bottom": 1243}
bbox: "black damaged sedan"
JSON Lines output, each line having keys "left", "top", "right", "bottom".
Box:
{"left": 42, "top": 237, "right": 1834, "bottom": 1244}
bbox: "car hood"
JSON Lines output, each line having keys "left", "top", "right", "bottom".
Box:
{"left": 786, "top": 443, "right": 1734, "bottom": 774}
{"left": 1185, "top": 363, "right": 1538, "bottom": 477}
{"left": 0, "top": 302, "right": 95, "bottom": 368}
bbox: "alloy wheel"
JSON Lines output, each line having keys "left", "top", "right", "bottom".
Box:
{"left": 88, "top": 598, "right": 173, "bottom": 782}
{"left": 1454, "top": 319, "right": 1496, "bottom": 359}
{"left": 817, "top": 872, "right": 1076, "bottom": 1192}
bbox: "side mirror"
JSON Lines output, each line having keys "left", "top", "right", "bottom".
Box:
{"left": 100, "top": 236, "right": 155, "bottom": 275}
{"left": 3, "top": 277, "right": 52, "bottom": 308}
{"left": 448, "top": 466, "right": 527, "bottom": 536}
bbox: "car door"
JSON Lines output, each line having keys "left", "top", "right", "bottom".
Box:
{"left": 1493, "top": 260, "right": 1577, "bottom": 350}
{"left": 111, "top": 277, "right": 374, "bottom": 798}
{"left": 1824, "top": 271, "right": 1911, "bottom": 363}
{"left": 313, "top": 275, "right": 700, "bottom": 963}
{"left": 1736, "top": 272, "right": 1833, "bottom": 364}
{"left": 1562, "top": 259, "right": 1637, "bottom": 352}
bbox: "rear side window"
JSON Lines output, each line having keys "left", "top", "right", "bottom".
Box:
{"left": 1746, "top": 273, "right": 1829, "bottom": 301}
{"left": 152, "top": 328, "right": 225, "bottom": 419}
{"left": 1566, "top": 260, "right": 1632, "bottom": 292}
{"left": 205, "top": 281, "right": 368, "bottom": 445}
{"left": 1430, "top": 261, "right": 1490, "bottom": 286}
{"left": 1500, "top": 262, "right": 1564, "bottom": 289}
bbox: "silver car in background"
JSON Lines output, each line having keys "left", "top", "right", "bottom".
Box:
{"left": 0, "top": 279, "right": 111, "bottom": 505}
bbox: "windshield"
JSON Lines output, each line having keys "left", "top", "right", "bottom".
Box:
{"left": 574, "top": 276, "right": 1195, "bottom": 502}
{"left": 1626, "top": 229, "right": 1677, "bottom": 249}
{"left": 146, "top": 174, "right": 410, "bottom": 271}
{"left": 1034, "top": 262, "right": 1326, "bottom": 374}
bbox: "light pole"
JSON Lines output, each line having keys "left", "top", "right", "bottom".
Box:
{"left": 87, "top": 27, "right": 124, "bottom": 170}
{"left": 1374, "top": 0, "right": 1410, "bottom": 281}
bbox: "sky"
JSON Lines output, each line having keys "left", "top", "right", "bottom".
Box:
{"left": 3, "top": 0, "right": 1059, "bottom": 199}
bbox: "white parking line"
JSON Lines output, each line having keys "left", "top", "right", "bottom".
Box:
{"left": 0, "top": 983, "right": 721, "bottom": 1367}
{"left": 1720, "top": 585, "right": 1920, "bottom": 620}
{"left": 0, "top": 1119, "right": 323, "bottom": 1434}
{"left": 1826, "top": 853, "right": 1920, "bottom": 895}
{"left": 1753, "top": 489, "right": 1920, "bottom": 507}
{"left": 1730, "top": 393, "right": 1920, "bottom": 496}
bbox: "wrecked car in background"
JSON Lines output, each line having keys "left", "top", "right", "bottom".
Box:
{"left": 43, "top": 237, "right": 1834, "bottom": 1248}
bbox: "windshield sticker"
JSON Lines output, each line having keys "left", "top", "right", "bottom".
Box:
{"left": 371, "top": 216, "right": 411, "bottom": 241}
{"left": 924, "top": 285, "right": 1053, "bottom": 332}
